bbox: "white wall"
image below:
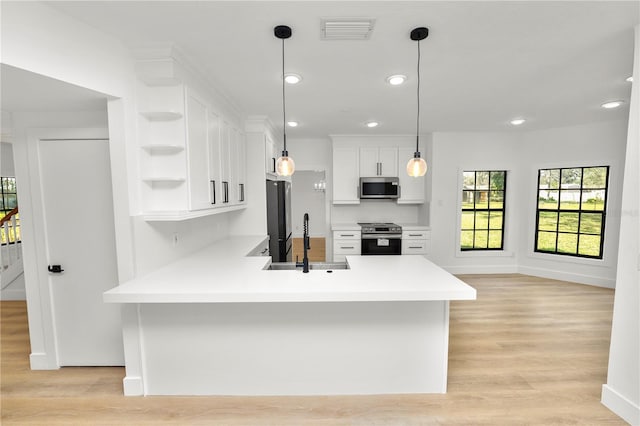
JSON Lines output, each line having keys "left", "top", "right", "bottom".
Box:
{"left": 287, "top": 138, "right": 331, "bottom": 170}
{"left": 1, "top": 142, "right": 15, "bottom": 176}
{"left": 429, "top": 120, "right": 627, "bottom": 285}
{"left": 517, "top": 120, "right": 627, "bottom": 287}
{"left": 1, "top": 1, "right": 131, "bottom": 98}
{"left": 429, "top": 132, "right": 522, "bottom": 273}
{"left": 601, "top": 24, "right": 640, "bottom": 426}
{"left": 291, "top": 171, "right": 326, "bottom": 238}
{"left": 0, "top": 2, "right": 234, "bottom": 369}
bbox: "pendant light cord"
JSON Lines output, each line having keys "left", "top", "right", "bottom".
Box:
{"left": 281, "top": 38, "right": 287, "bottom": 153}
{"left": 416, "top": 39, "right": 421, "bottom": 153}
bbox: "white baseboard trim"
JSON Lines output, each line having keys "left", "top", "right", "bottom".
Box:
{"left": 602, "top": 384, "right": 640, "bottom": 425}
{"left": 518, "top": 266, "right": 615, "bottom": 288}
{"left": 123, "top": 376, "right": 144, "bottom": 396}
{"left": 0, "top": 287, "right": 26, "bottom": 300}
{"left": 29, "top": 352, "right": 58, "bottom": 370}
{"left": 442, "top": 265, "right": 519, "bottom": 275}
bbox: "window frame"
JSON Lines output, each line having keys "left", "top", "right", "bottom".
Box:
{"left": 1, "top": 176, "right": 19, "bottom": 246}
{"left": 534, "top": 166, "right": 609, "bottom": 260}
{"left": 460, "top": 170, "right": 507, "bottom": 251}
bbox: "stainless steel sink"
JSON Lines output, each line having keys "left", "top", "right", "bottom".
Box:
{"left": 266, "top": 262, "right": 349, "bottom": 271}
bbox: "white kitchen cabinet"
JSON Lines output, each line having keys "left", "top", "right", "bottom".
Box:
{"left": 359, "top": 146, "right": 398, "bottom": 177}
{"left": 333, "top": 230, "right": 361, "bottom": 262}
{"left": 332, "top": 146, "right": 360, "bottom": 204}
{"left": 139, "top": 83, "right": 246, "bottom": 220}
{"left": 401, "top": 228, "right": 431, "bottom": 255}
{"left": 207, "top": 111, "right": 222, "bottom": 207}
{"left": 397, "top": 147, "right": 425, "bottom": 204}
{"left": 230, "top": 126, "right": 246, "bottom": 205}
{"left": 219, "top": 119, "right": 232, "bottom": 205}
{"left": 186, "top": 90, "right": 212, "bottom": 211}
{"left": 138, "top": 84, "right": 188, "bottom": 213}
{"left": 265, "top": 135, "right": 278, "bottom": 178}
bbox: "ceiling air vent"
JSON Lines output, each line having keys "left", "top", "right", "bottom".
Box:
{"left": 321, "top": 18, "right": 376, "bottom": 40}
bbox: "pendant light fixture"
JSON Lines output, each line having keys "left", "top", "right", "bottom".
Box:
{"left": 406, "top": 27, "right": 429, "bottom": 178}
{"left": 274, "top": 25, "right": 295, "bottom": 177}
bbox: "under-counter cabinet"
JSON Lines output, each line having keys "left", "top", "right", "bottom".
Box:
{"left": 401, "top": 228, "right": 431, "bottom": 255}
{"left": 333, "top": 229, "right": 361, "bottom": 262}
{"left": 360, "top": 146, "right": 398, "bottom": 177}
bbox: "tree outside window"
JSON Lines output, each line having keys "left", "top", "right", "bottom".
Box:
{"left": 461, "top": 170, "right": 507, "bottom": 250}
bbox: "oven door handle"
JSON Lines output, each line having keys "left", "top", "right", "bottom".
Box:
{"left": 361, "top": 234, "right": 402, "bottom": 239}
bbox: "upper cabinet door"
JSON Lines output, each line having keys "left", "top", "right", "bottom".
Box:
{"left": 379, "top": 147, "right": 398, "bottom": 177}
{"left": 220, "top": 120, "right": 231, "bottom": 204}
{"left": 359, "top": 147, "right": 379, "bottom": 176}
{"left": 186, "top": 91, "right": 211, "bottom": 211}
{"left": 333, "top": 146, "right": 360, "bottom": 204}
{"left": 359, "top": 146, "right": 398, "bottom": 177}
{"left": 397, "top": 147, "right": 425, "bottom": 204}
{"left": 265, "top": 135, "right": 277, "bottom": 177}
{"left": 208, "top": 111, "right": 221, "bottom": 207}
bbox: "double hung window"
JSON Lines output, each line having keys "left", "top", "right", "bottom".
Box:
{"left": 461, "top": 171, "right": 506, "bottom": 250}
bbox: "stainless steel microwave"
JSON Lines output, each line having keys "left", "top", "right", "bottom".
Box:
{"left": 359, "top": 177, "right": 400, "bottom": 199}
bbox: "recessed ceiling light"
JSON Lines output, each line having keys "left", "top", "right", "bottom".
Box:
{"left": 601, "top": 100, "right": 624, "bottom": 109}
{"left": 284, "top": 73, "right": 302, "bottom": 84}
{"left": 366, "top": 121, "right": 379, "bottom": 128}
{"left": 510, "top": 118, "right": 526, "bottom": 126}
{"left": 287, "top": 121, "right": 298, "bottom": 127}
{"left": 626, "top": 76, "right": 633, "bottom": 82}
{"left": 386, "top": 75, "right": 407, "bottom": 85}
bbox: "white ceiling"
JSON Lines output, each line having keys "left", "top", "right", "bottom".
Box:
{"left": 12, "top": 1, "right": 640, "bottom": 137}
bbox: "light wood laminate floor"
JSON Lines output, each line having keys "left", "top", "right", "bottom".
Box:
{"left": 1, "top": 274, "right": 624, "bottom": 425}
{"left": 292, "top": 237, "right": 326, "bottom": 262}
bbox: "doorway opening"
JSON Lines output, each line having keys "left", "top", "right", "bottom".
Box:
{"left": 291, "top": 170, "right": 326, "bottom": 262}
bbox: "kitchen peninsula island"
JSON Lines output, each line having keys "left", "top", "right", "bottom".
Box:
{"left": 104, "top": 235, "right": 476, "bottom": 396}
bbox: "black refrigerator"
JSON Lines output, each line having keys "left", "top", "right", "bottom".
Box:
{"left": 266, "top": 180, "right": 292, "bottom": 262}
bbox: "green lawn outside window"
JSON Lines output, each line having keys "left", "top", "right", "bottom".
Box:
{"left": 535, "top": 166, "right": 608, "bottom": 259}
{"left": 460, "top": 170, "right": 506, "bottom": 250}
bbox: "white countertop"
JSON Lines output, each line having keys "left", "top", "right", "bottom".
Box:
{"left": 104, "top": 235, "right": 475, "bottom": 304}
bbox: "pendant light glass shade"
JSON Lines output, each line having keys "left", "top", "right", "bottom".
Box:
{"left": 407, "top": 27, "right": 429, "bottom": 178}
{"left": 276, "top": 153, "right": 295, "bottom": 176}
{"left": 275, "top": 25, "right": 295, "bottom": 177}
{"left": 407, "top": 154, "right": 427, "bottom": 177}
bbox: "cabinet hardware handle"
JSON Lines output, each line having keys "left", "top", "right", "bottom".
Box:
{"left": 341, "top": 234, "right": 354, "bottom": 237}
{"left": 341, "top": 246, "right": 354, "bottom": 249}
{"left": 409, "top": 246, "right": 422, "bottom": 249}
{"left": 222, "top": 181, "right": 229, "bottom": 203}
{"left": 210, "top": 180, "right": 216, "bottom": 204}
{"left": 239, "top": 183, "right": 244, "bottom": 202}
{"left": 408, "top": 234, "right": 422, "bottom": 237}
{"left": 272, "top": 158, "right": 276, "bottom": 173}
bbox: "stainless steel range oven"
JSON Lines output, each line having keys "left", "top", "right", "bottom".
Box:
{"left": 358, "top": 223, "right": 402, "bottom": 256}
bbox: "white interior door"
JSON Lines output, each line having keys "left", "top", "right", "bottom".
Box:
{"left": 38, "top": 138, "right": 123, "bottom": 366}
